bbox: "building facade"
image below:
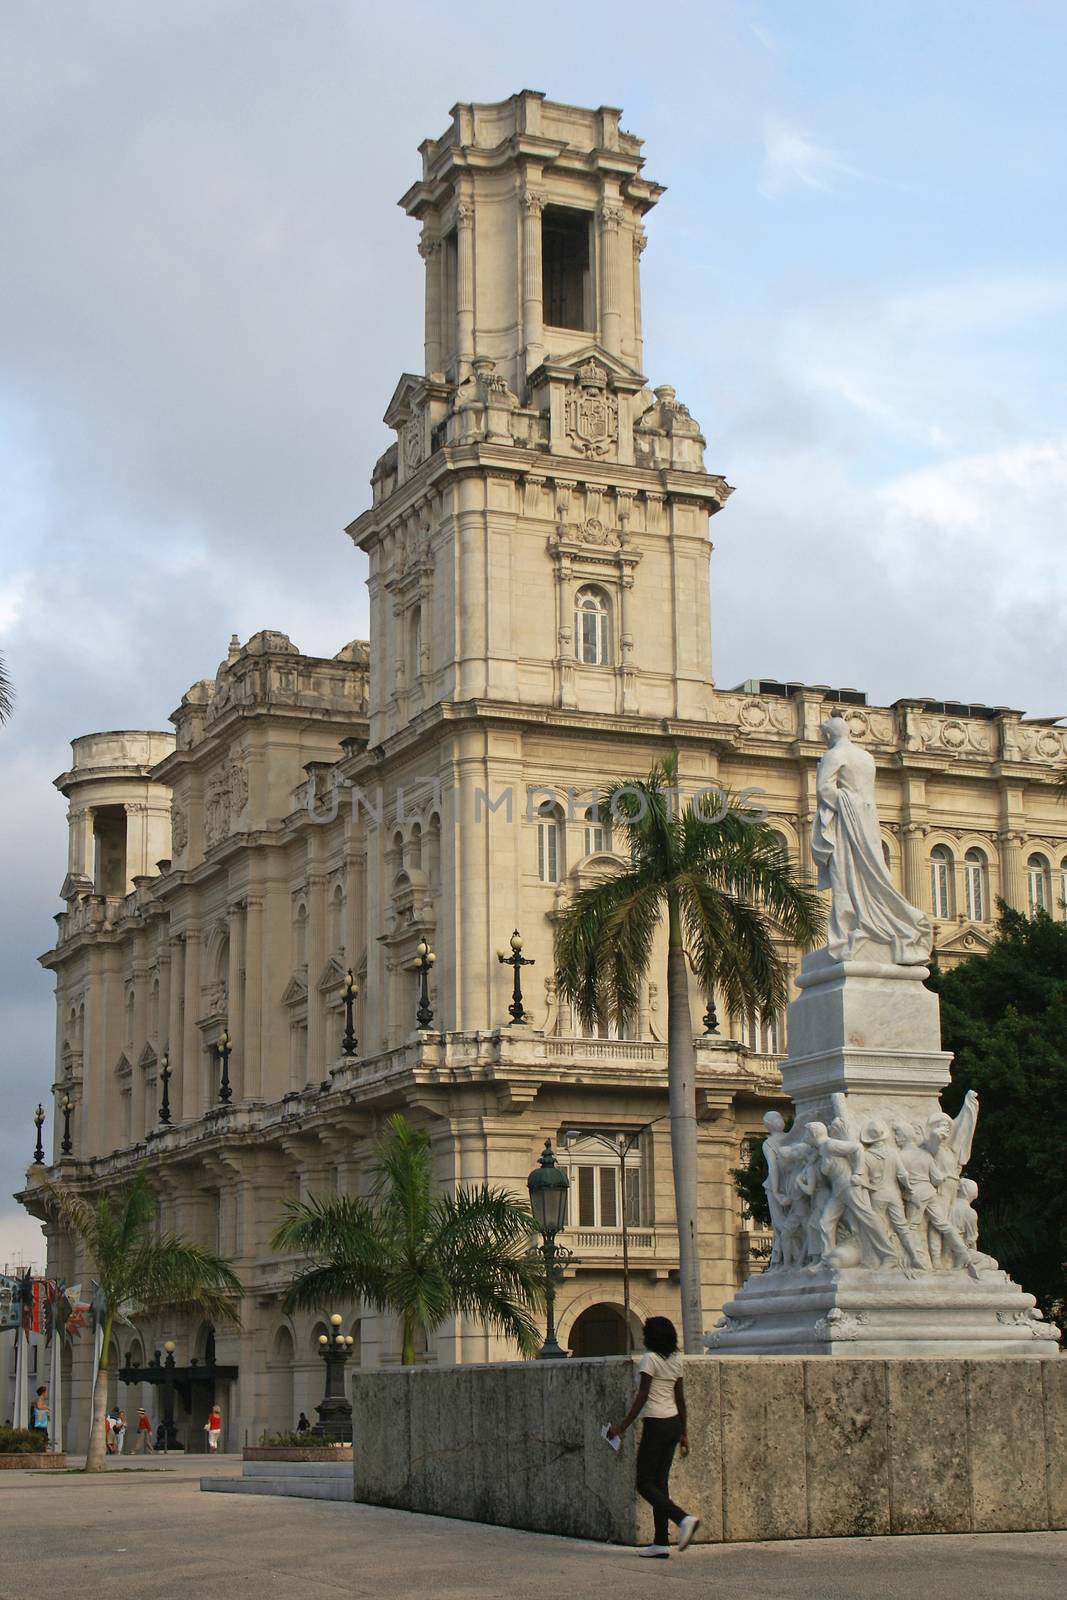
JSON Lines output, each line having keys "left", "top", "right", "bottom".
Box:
{"left": 21, "top": 93, "right": 1067, "bottom": 1452}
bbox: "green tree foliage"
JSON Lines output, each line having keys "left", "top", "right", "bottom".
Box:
{"left": 36, "top": 1169, "right": 242, "bottom": 1471}
{"left": 272, "top": 1114, "right": 546, "bottom": 1364}
{"left": 930, "top": 906, "right": 1067, "bottom": 1322}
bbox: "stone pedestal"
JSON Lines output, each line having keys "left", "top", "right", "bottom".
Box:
{"left": 708, "top": 951, "right": 1061, "bottom": 1358}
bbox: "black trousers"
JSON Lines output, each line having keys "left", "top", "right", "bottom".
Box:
{"left": 635, "top": 1415, "right": 687, "bottom": 1545}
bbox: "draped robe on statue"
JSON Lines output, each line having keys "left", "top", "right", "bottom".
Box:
{"left": 812, "top": 719, "right": 932, "bottom": 965}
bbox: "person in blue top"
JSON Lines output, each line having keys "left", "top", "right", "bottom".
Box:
{"left": 607, "top": 1317, "right": 701, "bottom": 1558}
{"left": 31, "top": 1385, "right": 50, "bottom": 1441}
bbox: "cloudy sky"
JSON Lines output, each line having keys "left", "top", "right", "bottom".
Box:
{"left": 2, "top": 1, "right": 1065, "bottom": 1265}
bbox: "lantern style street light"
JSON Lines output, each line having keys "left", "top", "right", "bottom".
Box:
{"left": 316, "top": 1312, "right": 354, "bottom": 1441}
{"left": 526, "top": 1140, "right": 571, "bottom": 1360}
{"left": 413, "top": 939, "right": 436, "bottom": 1028}
{"left": 158, "top": 1053, "right": 172, "bottom": 1125}
{"left": 60, "top": 1095, "right": 73, "bottom": 1157}
{"left": 564, "top": 1117, "right": 668, "bottom": 1353}
{"left": 341, "top": 970, "right": 359, "bottom": 1056}
{"left": 216, "top": 1030, "right": 233, "bottom": 1104}
{"left": 160, "top": 1341, "right": 179, "bottom": 1451}
{"left": 497, "top": 930, "right": 534, "bottom": 1025}
{"left": 33, "top": 1104, "right": 45, "bottom": 1165}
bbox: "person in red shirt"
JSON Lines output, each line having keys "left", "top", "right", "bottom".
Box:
{"left": 204, "top": 1405, "right": 222, "bottom": 1452}
{"left": 136, "top": 1407, "right": 155, "bottom": 1453}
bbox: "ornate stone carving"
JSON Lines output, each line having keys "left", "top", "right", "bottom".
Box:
{"left": 402, "top": 418, "right": 423, "bottom": 469}
{"left": 205, "top": 771, "right": 232, "bottom": 847}
{"left": 564, "top": 362, "right": 618, "bottom": 458}
{"left": 171, "top": 805, "right": 188, "bottom": 854}
{"left": 813, "top": 714, "right": 932, "bottom": 964}
{"left": 228, "top": 759, "right": 248, "bottom": 815}
{"left": 574, "top": 516, "right": 615, "bottom": 546}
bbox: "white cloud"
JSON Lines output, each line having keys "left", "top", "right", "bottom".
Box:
{"left": 760, "top": 115, "right": 860, "bottom": 196}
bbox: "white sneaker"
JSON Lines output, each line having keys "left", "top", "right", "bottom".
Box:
{"left": 676, "top": 1515, "right": 701, "bottom": 1550}
{"left": 638, "top": 1545, "right": 670, "bottom": 1558}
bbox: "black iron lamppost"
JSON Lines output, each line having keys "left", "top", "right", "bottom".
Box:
{"left": 497, "top": 930, "right": 534, "bottom": 1024}
{"left": 216, "top": 1030, "right": 233, "bottom": 1104}
{"left": 158, "top": 1053, "right": 172, "bottom": 1125}
{"left": 315, "top": 1313, "right": 354, "bottom": 1441}
{"left": 161, "top": 1341, "right": 179, "bottom": 1451}
{"left": 33, "top": 1104, "right": 45, "bottom": 1165}
{"left": 60, "top": 1095, "right": 73, "bottom": 1157}
{"left": 702, "top": 996, "right": 719, "bottom": 1035}
{"left": 341, "top": 970, "right": 358, "bottom": 1056}
{"left": 413, "top": 939, "right": 436, "bottom": 1028}
{"left": 526, "top": 1140, "right": 571, "bottom": 1360}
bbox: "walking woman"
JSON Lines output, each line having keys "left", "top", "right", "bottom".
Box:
{"left": 607, "top": 1317, "right": 700, "bottom": 1558}
{"left": 204, "top": 1403, "right": 222, "bottom": 1452}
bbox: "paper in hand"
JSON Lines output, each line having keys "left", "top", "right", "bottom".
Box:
{"left": 600, "top": 1424, "right": 621, "bottom": 1454}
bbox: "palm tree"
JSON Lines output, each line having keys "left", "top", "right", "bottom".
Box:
{"left": 0, "top": 649, "right": 13, "bottom": 724}
{"left": 36, "top": 1169, "right": 242, "bottom": 1470}
{"left": 272, "top": 1114, "right": 546, "bottom": 1364}
{"left": 554, "top": 754, "right": 825, "bottom": 1352}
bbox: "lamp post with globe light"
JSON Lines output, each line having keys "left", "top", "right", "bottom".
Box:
{"left": 316, "top": 1313, "right": 354, "bottom": 1441}
{"left": 526, "top": 1140, "right": 571, "bottom": 1359}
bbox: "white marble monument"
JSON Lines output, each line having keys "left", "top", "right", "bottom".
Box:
{"left": 707, "top": 716, "right": 1061, "bottom": 1357}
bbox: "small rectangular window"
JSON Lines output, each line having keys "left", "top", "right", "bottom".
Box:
{"left": 599, "top": 1166, "right": 618, "bottom": 1228}
{"left": 577, "top": 1165, "right": 596, "bottom": 1227}
{"left": 542, "top": 206, "right": 592, "bottom": 331}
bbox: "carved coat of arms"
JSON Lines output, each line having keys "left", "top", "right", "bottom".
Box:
{"left": 565, "top": 361, "right": 618, "bottom": 458}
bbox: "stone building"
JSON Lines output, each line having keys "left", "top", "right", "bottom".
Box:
{"left": 21, "top": 93, "right": 1067, "bottom": 1452}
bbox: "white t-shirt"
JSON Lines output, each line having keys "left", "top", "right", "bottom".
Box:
{"left": 638, "top": 1350, "right": 683, "bottom": 1418}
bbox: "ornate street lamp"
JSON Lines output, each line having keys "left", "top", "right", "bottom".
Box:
{"left": 413, "top": 939, "right": 436, "bottom": 1029}
{"left": 497, "top": 930, "right": 534, "bottom": 1025}
{"left": 316, "top": 1313, "right": 353, "bottom": 1441}
{"left": 160, "top": 1341, "right": 179, "bottom": 1452}
{"left": 60, "top": 1095, "right": 73, "bottom": 1157}
{"left": 702, "top": 996, "right": 719, "bottom": 1035}
{"left": 526, "top": 1140, "right": 571, "bottom": 1360}
{"left": 216, "top": 1030, "right": 233, "bottom": 1104}
{"left": 341, "top": 970, "right": 359, "bottom": 1057}
{"left": 33, "top": 1104, "right": 45, "bottom": 1165}
{"left": 158, "top": 1053, "right": 172, "bottom": 1125}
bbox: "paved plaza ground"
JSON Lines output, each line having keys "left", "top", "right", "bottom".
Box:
{"left": 1, "top": 1456, "right": 1065, "bottom": 1600}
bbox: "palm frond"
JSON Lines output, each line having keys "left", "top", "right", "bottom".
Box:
{"left": 679, "top": 870, "right": 793, "bottom": 1020}
{"left": 0, "top": 649, "right": 14, "bottom": 725}
{"left": 554, "top": 867, "right": 661, "bottom": 1031}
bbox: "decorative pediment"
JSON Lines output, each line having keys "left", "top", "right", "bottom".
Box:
{"left": 529, "top": 344, "right": 646, "bottom": 392}
{"left": 934, "top": 923, "right": 997, "bottom": 959}
{"left": 136, "top": 1043, "right": 158, "bottom": 1072}
{"left": 383, "top": 372, "right": 426, "bottom": 430}
{"left": 281, "top": 974, "right": 309, "bottom": 1009}
{"left": 114, "top": 1053, "right": 133, "bottom": 1081}
{"left": 60, "top": 872, "right": 93, "bottom": 902}
{"left": 316, "top": 956, "right": 349, "bottom": 996}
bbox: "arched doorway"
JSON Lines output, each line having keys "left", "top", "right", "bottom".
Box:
{"left": 568, "top": 1303, "right": 631, "bottom": 1357}
{"left": 267, "top": 1326, "right": 295, "bottom": 1435}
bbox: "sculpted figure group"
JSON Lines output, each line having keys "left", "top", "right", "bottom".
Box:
{"left": 761, "top": 1089, "right": 987, "bottom": 1276}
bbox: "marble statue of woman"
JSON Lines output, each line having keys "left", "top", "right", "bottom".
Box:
{"left": 812, "top": 715, "right": 932, "bottom": 965}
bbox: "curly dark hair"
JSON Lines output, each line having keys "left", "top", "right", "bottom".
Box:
{"left": 642, "top": 1316, "right": 678, "bottom": 1357}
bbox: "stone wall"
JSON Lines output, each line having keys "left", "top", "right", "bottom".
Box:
{"left": 353, "top": 1355, "right": 1067, "bottom": 1544}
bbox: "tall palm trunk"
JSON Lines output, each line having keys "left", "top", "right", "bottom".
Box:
{"left": 85, "top": 1309, "right": 113, "bottom": 1472}
{"left": 666, "top": 892, "right": 704, "bottom": 1352}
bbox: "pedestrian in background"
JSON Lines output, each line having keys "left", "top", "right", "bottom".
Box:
{"left": 113, "top": 1408, "right": 127, "bottom": 1454}
{"left": 31, "top": 1386, "right": 50, "bottom": 1443}
{"left": 607, "top": 1317, "right": 701, "bottom": 1558}
{"left": 136, "top": 1408, "right": 155, "bottom": 1452}
{"left": 204, "top": 1403, "right": 222, "bottom": 1451}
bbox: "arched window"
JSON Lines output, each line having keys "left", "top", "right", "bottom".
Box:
{"left": 964, "top": 848, "right": 988, "bottom": 922}
{"left": 293, "top": 902, "right": 308, "bottom": 970}
{"left": 537, "top": 802, "right": 562, "bottom": 883}
{"left": 425, "top": 814, "right": 441, "bottom": 894}
{"left": 329, "top": 884, "right": 345, "bottom": 954}
{"left": 583, "top": 805, "right": 610, "bottom": 856}
{"left": 574, "top": 587, "right": 610, "bottom": 666}
{"left": 881, "top": 839, "right": 893, "bottom": 874}
{"left": 1060, "top": 856, "right": 1067, "bottom": 921}
{"left": 562, "top": 1132, "right": 643, "bottom": 1231}
{"left": 1027, "top": 853, "right": 1050, "bottom": 915}
{"left": 930, "top": 845, "right": 953, "bottom": 919}
{"left": 768, "top": 830, "right": 790, "bottom": 863}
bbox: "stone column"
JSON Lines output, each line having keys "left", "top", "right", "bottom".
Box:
{"left": 521, "top": 186, "right": 544, "bottom": 376}
{"left": 598, "top": 199, "right": 624, "bottom": 357}
{"left": 902, "top": 822, "right": 928, "bottom": 909}
{"left": 243, "top": 895, "right": 263, "bottom": 1099}
{"left": 166, "top": 935, "right": 184, "bottom": 1109}
{"left": 227, "top": 901, "right": 245, "bottom": 1099}
{"left": 305, "top": 869, "right": 327, "bottom": 1083}
{"left": 180, "top": 929, "right": 201, "bottom": 1121}
{"left": 419, "top": 229, "right": 442, "bottom": 377}
{"left": 998, "top": 829, "right": 1026, "bottom": 910}
{"left": 632, "top": 226, "right": 647, "bottom": 370}
{"left": 455, "top": 198, "right": 475, "bottom": 378}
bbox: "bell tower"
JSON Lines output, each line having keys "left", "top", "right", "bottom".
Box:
{"left": 348, "top": 92, "right": 733, "bottom": 747}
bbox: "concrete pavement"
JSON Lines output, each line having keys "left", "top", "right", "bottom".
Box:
{"left": 1, "top": 1460, "right": 1064, "bottom": 1600}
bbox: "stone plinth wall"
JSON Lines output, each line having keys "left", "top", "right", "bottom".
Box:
{"left": 353, "top": 1355, "right": 1066, "bottom": 1544}
{"left": 0, "top": 1452, "right": 67, "bottom": 1470}
{"left": 243, "top": 1445, "right": 353, "bottom": 1462}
